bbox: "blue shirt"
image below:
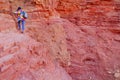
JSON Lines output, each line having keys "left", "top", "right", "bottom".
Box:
{"left": 17, "top": 11, "right": 24, "bottom": 22}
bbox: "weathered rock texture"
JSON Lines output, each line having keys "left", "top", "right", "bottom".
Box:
{"left": 0, "top": 0, "right": 120, "bottom": 80}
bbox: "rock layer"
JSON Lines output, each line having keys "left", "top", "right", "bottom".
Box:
{"left": 0, "top": 0, "right": 120, "bottom": 80}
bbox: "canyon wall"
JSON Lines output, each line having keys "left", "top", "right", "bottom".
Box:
{"left": 0, "top": 0, "right": 120, "bottom": 80}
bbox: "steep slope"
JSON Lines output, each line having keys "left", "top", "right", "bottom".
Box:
{"left": 0, "top": 27, "right": 72, "bottom": 80}
{"left": 0, "top": 0, "right": 120, "bottom": 80}
{"left": 64, "top": 25, "right": 120, "bottom": 80}
{"left": 0, "top": 1, "right": 72, "bottom": 79}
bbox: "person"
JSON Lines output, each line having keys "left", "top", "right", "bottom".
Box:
{"left": 14, "top": 7, "right": 26, "bottom": 33}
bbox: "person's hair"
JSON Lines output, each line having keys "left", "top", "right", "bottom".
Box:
{"left": 17, "top": 7, "right": 22, "bottom": 11}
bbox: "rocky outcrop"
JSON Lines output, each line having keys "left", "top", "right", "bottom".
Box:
{"left": 0, "top": 0, "right": 120, "bottom": 80}
{"left": 64, "top": 25, "right": 120, "bottom": 80}
{"left": 0, "top": 13, "right": 15, "bottom": 32}
{"left": 56, "top": 0, "right": 120, "bottom": 27}
{"left": 0, "top": 31, "right": 72, "bottom": 80}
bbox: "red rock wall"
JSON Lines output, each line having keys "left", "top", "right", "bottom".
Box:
{"left": 3, "top": 0, "right": 119, "bottom": 26}
{"left": 56, "top": 0, "right": 120, "bottom": 27}
{"left": 0, "top": 32, "right": 72, "bottom": 80}
{"left": 0, "top": 0, "right": 120, "bottom": 80}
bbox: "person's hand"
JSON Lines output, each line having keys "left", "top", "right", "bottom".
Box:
{"left": 20, "top": 15, "right": 23, "bottom": 18}
{"left": 14, "top": 11, "right": 18, "bottom": 14}
{"left": 20, "top": 16, "right": 25, "bottom": 20}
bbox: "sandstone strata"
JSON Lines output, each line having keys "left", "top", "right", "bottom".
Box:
{"left": 0, "top": 0, "right": 120, "bottom": 80}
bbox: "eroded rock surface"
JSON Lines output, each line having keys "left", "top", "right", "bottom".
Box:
{"left": 0, "top": 0, "right": 120, "bottom": 80}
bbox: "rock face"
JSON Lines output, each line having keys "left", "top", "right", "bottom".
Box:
{"left": 0, "top": 0, "right": 120, "bottom": 80}
{"left": 0, "top": 32, "right": 72, "bottom": 80}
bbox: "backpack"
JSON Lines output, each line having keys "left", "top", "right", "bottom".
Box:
{"left": 22, "top": 11, "right": 28, "bottom": 19}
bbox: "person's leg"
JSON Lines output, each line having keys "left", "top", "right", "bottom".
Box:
{"left": 18, "top": 21, "right": 21, "bottom": 30}
{"left": 21, "top": 20, "right": 25, "bottom": 33}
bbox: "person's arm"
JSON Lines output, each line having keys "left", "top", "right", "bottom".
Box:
{"left": 13, "top": 11, "right": 18, "bottom": 17}
{"left": 14, "top": 11, "right": 18, "bottom": 14}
